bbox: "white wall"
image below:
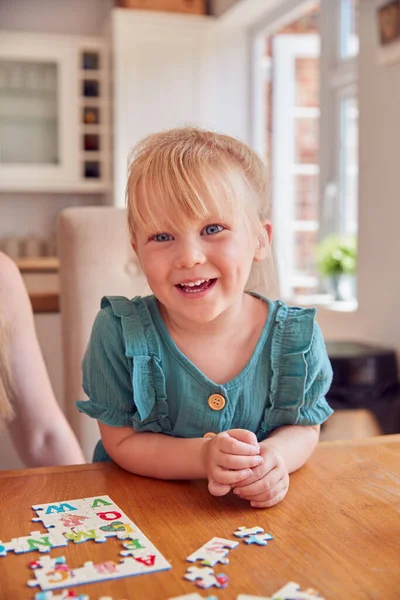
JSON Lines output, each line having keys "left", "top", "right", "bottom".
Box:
{"left": 0, "top": 194, "right": 100, "bottom": 240}
{"left": 316, "top": 0, "right": 400, "bottom": 359}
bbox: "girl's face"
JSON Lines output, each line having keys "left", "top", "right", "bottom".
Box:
{"left": 132, "top": 209, "right": 271, "bottom": 326}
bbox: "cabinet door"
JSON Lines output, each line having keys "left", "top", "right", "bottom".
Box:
{"left": 0, "top": 32, "right": 77, "bottom": 191}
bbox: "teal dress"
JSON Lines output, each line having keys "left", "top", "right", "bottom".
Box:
{"left": 76, "top": 294, "right": 334, "bottom": 462}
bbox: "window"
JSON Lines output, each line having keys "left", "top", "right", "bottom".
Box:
{"left": 319, "top": 0, "right": 359, "bottom": 240}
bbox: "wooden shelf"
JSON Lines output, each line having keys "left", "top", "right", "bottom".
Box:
{"left": 15, "top": 257, "right": 59, "bottom": 273}
{"left": 29, "top": 291, "right": 59, "bottom": 313}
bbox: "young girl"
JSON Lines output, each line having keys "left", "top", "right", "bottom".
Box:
{"left": 0, "top": 251, "right": 84, "bottom": 467}
{"left": 77, "top": 127, "right": 333, "bottom": 508}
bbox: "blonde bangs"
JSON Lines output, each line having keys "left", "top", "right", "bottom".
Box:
{"left": 126, "top": 128, "right": 265, "bottom": 239}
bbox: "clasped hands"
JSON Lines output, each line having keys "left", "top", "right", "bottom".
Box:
{"left": 203, "top": 429, "right": 289, "bottom": 508}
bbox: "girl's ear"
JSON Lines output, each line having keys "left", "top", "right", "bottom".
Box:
{"left": 254, "top": 220, "right": 273, "bottom": 262}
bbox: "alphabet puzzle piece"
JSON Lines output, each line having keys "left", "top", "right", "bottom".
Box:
{"left": 187, "top": 536, "right": 239, "bottom": 566}
{"left": 237, "top": 581, "right": 325, "bottom": 600}
{"left": 34, "top": 591, "right": 89, "bottom": 600}
{"left": 7, "top": 530, "right": 68, "bottom": 555}
{"left": 233, "top": 526, "right": 264, "bottom": 538}
{"left": 271, "top": 582, "right": 325, "bottom": 599}
{"left": 27, "top": 552, "right": 171, "bottom": 591}
{"left": 33, "top": 592, "right": 128, "bottom": 600}
{"left": 184, "top": 566, "right": 228, "bottom": 589}
{"left": 243, "top": 533, "right": 273, "bottom": 546}
{"left": 0, "top": 539, "right": 19, "bottom": 556}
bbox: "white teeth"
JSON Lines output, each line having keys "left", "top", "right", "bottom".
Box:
{"left": 181, "top": 279, "right": 208, "bottom": 287}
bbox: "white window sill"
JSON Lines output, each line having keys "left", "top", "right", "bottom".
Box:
{"left": 285, "top": 294, "right": 358, "bottom": 313}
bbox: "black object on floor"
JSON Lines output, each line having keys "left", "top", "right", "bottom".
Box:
{"left": 325, "top": 341, "right": 400, "bottom": 434}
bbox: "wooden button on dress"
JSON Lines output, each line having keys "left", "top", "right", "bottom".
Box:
{"left": 203, "top": 432, "right": 216, "bottom": 438}
{"left": 207, "top": 393, "right": 226, "bottom": 411}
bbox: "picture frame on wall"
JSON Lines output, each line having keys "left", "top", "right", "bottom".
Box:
{"left": 377, "top": 0, "right": 400, "bottom": 64}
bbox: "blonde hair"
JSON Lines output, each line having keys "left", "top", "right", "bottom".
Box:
{"left": 126, "top": 127, "right": 277, "bottom": 294}
{"left": 0, "top": 313, "right": 15, "bottom": 424}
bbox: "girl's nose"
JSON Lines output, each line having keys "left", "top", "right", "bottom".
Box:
{"left": 174, "top": 239, "right": 206, "bottom": 269}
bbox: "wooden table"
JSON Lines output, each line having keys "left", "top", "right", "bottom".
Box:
{"left": 1, "top": 436, "right": 399, "bottom": 600}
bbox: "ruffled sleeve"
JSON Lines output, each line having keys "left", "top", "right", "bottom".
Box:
{"left": 76, "top": 304, "right": 135, "bottom": 427}
{"left": 258, "top": 302, "right": 333, "bottom": 439}
{"left": 76, "top": 296, "right": 171, "bottom": 434}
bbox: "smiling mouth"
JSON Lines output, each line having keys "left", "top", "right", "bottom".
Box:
{"left": 176, "top": 279, "right": 216, "bottom": 293}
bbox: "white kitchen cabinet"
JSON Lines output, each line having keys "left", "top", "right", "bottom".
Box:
{"left": 112, "top": 9, "right": 218, "bottom": 206}
{"left": 0, "top": 31, "right": 110, "bottom": 193}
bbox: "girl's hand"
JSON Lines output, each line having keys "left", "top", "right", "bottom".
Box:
{"left": 232, "top": 445, "right": 289, "bottom": 508}
{"left": 203, "top": 429, "right": 263, "bottom": 497}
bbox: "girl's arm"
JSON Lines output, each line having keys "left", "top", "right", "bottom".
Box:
{"left": 99, "top": 422, "right": 209, "bottom": 479}
{"left": 1, "top": 253, "right": 85, "bottom": 467}
{"left": 260, "top": 424, "right": 320, "bottom": 473}
{"left": 99, "top": 423, "right": 262, "bottom": 481}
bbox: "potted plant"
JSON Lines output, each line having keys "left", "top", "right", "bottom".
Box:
{"left": 316, "top": 234, "right": 357, "bottom": 300}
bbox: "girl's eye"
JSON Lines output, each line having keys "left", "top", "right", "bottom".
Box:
{"left": 150, "top": 232, "right": 173, "bottom": 242}
{"left": 202, "top": 224, "right": 224, "bottom": 236}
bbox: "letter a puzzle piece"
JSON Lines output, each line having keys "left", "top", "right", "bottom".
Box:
{"left": 184, "top": 566, "right": 228, "bottom": 589}
{"left": 186, "top": 537, "right": 239, "bottom": 567}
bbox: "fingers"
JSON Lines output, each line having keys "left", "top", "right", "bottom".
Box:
{"left": 208, "top": 479, "right": 231, "bottom": 497}
{"left": 234, "top": 471, "right": 290, "bottom": 508}
{"left": 227, "top": 429, "right": 259, "bottom": 447}
{"left": 233, "top": 465, "right": 284, "bottom": 499}
{"left": 249, "top": 486, "right": 289, "bottom": 508}
{"left": 216, "top": 432, "right": 260, "bottom": 457}
{"left": 212, "top": 466, "right": 255, "bottom": 486}
{"left": 218, "top": 452, "right": 263, "bottom": 471}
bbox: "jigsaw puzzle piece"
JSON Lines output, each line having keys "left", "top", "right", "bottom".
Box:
{"left": 32, "top": 500, "right": 88, "bottom": 516}
{"left": 0, "top": 538, "right": 19, "bottom": 557}
{"left": 34, "top": 591, "right": 89, "bottom": 600}
{"left": 271, "top": 582, "right": 325, "bottom": 599}
{"left": 184, "top": 566, "right": 228, "bottom": 589}
{"left": 187, "top": 536, "right": 238, "bottom": 566}
{"left": 243, "top": 533, "right": 274, "bottom": 546}
{"left": 233, "top": 526, "right": 264, "bottom": 538}
{"left": 28, "top": 552, "right": 171, "bottom": 591}
{"left": 11, "top": 530, "right": 67, "bottom": 554}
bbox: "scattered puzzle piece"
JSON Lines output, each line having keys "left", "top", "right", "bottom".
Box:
{"left": 271, "top": 581, "right": 325, "bottom": 599}
{"left": 233, "top": 526, "right": 264, "bottom": 538}
{"left": 243, "top": 533, "right": 273, "bottom": 546}
{"left": 34, "top": 590, "right": 89, "bottom": 599}
{"left": 184, "top": 566, "right": 228, "bottom": 589}
{"left": 237, "top": 581, "right": 326, "bottom": 600}
{"left": 33, "top": 592, "right": 128, "bottom": 600}
{"left": 187, "top": 537, "right": 238, "bottom": 567}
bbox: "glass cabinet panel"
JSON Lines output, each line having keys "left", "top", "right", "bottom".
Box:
{"left": 0, "top": 60, "right": 58, "bottom": 165}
